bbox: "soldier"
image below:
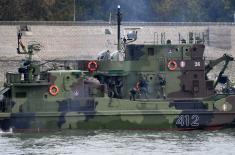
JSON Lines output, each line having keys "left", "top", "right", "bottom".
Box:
{"left": 129, "top": 87, "right": 137, "bottom": 101}
{"left": 115, "top": 77, "right": 123, "bottom": 98}
{"left": 18, "top": 59, "right": 30, "bottom": 81}
{"left": 107, "top": 78, "right": 114, "bottom": 96}
{"left": 103, "top": 50, "right": 111, "bottom": 60}
{"left": 137, "top": 77, "right": 148, "bottom": 99}
{"left": 157, "top": 74, "right": 166, "bottom": 99}
{"left": 107, "top": 78, "right": 115, "bottom": 106}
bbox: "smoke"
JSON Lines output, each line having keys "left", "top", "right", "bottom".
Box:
{"left": 76, "top": 0, "right": 234, "bottom": 22}
{"left": 76, "top": 0, "right": 156, "bottom": 22}
{"left": 117, "top": 0, "right": 155, "bottom": 21}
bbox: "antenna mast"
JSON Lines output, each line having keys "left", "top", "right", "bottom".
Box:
{"left": 117, "top": 5, "right": 121, "bottom": 51}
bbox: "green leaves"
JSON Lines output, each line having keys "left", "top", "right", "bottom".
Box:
{"left": 0, "top": 0, "right": 234, "bottom": 22}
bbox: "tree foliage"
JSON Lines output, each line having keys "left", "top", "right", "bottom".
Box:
{"left": 0, "top": 0, "right": 235, "bottom": 22}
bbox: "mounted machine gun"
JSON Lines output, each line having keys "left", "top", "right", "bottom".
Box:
{"left": 17, "top": 31, "right": 43, "bottom": 82}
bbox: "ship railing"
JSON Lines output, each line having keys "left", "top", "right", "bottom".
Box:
{"left": 5, "top": 72, "right": 49, "bottom": 84}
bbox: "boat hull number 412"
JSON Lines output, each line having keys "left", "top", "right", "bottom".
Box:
{"left": 176, "top": 115, "right": 200, "bottom": 127}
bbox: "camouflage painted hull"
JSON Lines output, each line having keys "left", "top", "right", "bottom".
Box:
{"left": 1, "top": 96, "right": 235, "bottom": 132}
{"left": 0, "top": 112, "right": 235, "bottom": 132}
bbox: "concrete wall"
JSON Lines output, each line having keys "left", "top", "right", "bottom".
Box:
{"left": 0, "top": 22, "right": 235, "bottom": 60}
{"left": 0, "top": 22, "right": 235, "bottom": 83}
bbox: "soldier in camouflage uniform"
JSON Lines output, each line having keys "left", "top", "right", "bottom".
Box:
{"left": 157, "top": 74, "right": 166, "bottom": 99}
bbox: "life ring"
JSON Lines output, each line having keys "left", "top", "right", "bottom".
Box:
{"left": 49, "top": 84, "right": 59, "bottom": 96}
{"left": 87, "top": 61, "right": 98, "bottom": 72}
{"left": 168, "top": 60, "right": 177, "bottom": 71}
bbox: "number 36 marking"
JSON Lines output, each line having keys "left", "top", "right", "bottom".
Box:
{"left": 194, "top": 61, "right": 201, "bottom": 67}
{"left": 176, "top": 115, "right": 200, "bottom": 127}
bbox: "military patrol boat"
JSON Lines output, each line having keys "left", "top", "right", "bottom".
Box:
{"left": 1, "top": 7, "right": 235, "bottom": 132}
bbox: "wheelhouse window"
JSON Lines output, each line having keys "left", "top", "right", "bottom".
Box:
{"left": 148, "top": 48, "right": 154, "bottom": 56}
{"left": 15, "top": 92, "right": 27, "bottom": 98}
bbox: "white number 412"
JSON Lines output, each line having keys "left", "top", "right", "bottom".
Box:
{"left": 176, "top": 115, "right": 200, "bottom": 127}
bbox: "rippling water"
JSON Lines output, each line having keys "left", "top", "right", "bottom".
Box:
{"left": 1, "top": 129, "right": 235, "bottom": 155}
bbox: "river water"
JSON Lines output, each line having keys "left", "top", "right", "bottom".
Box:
{"left": 0, "top": 129, "right": 235, "bottom": 155}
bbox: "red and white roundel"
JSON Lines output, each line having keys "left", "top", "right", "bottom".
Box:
{"left": 180, "top": 61, "right": 186, "bottom": 68}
